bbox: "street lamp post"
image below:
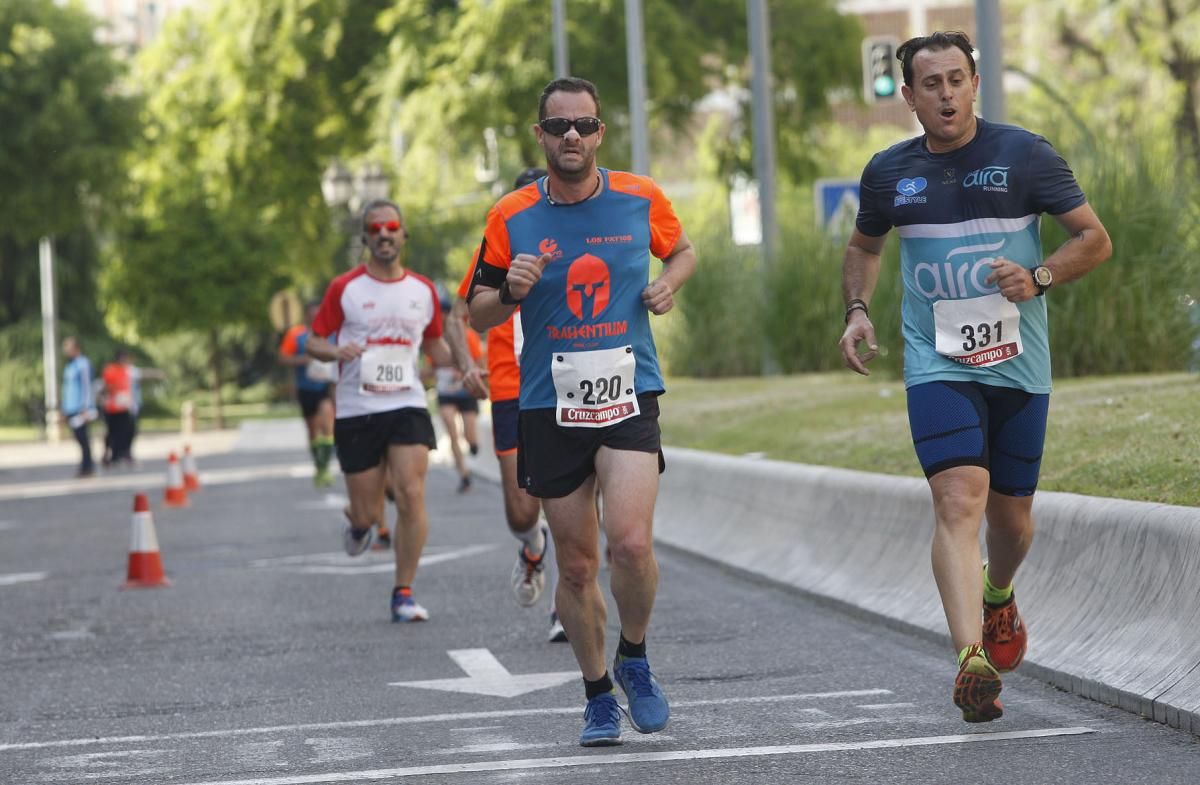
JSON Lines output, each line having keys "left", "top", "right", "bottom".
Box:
{"left": 322, "top": 161, "right": 390, "bottom": 270}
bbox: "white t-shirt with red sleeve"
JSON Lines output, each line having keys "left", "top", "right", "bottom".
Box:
{"left": 312, "top": 265, "right": 443, "bottom": 419}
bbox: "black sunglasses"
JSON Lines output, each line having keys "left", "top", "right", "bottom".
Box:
{"left": 538, "top": 116, "right": 602, "bottom": 137}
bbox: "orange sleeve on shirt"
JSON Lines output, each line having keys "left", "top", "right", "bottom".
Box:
{"left": 456, "top": 251, "right": 478, "bottom": 300}
{"left": 647, "top": 179, "right": 684, "bottom": 260}
{"left": 279, "top": 325, "right": 304, "bottom": 356}
{"left": 481, "top": 207, "right": 513, "bottom": 271}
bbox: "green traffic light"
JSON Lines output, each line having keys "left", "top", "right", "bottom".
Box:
{"left": 874, "top": 74, "right": 895, "bottom": 97}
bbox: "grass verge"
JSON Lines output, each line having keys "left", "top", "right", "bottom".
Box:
{"left": 660, "top": 372, "right": 1200, "bottom": 508}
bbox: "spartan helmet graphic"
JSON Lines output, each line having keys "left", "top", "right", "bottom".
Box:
{"left": 566, "top": 254, "right": 611, "bottom": 321}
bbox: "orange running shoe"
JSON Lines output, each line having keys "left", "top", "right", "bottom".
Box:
{"left": 983, "top": 595, "right": 1027, "bottom": 672}
{"left": 372, "top": 525, "right": 392, "bottom": 550}
{"left": 954, "top": 643, "right": 1003, "bottom": 723}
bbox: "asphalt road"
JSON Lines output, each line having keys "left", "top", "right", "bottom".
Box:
{"left": 1, "top": 443, "right": 1197, "bottom": 784}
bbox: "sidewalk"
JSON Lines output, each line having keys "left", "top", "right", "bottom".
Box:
{"left": 0, "top": 427, "right": 241, "bottom": 471}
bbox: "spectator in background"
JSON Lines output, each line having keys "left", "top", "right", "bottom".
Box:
{"left": 60, "top": 336, "right": 97, "bottom": 478}
{"left": 101, "top": 349, "right": 136, "bottom": 467}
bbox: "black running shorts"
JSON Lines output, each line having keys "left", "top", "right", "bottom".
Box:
{"left": 517, "top": 393, "right": 665, "bottom": 499}
{"left": 297, "top": 387, "right": 331, "bottom": 419}
{"left": 334, "top": 407, "right": 437, "bottom": 475}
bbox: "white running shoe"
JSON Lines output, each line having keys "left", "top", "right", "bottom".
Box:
{"left": 548, "top": 610, "right": 568, "bottom": 643}
{"left": 343, "top": 524, "right": 373, "bottom": 557}
{"left": 511, "top": 525, "right": 549, "bottom": 607}
{"left": 391, "top": 594, "right": 430, "bottom": 623}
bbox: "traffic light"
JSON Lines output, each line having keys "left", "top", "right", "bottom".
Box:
{"left": 862, "top": 36, "right": 901, "bottom": 103}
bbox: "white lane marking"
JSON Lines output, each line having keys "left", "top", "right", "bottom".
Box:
{"left": 168, "top": 727, "right": 1097, "bottom": 785}
{"left": 390, "top": 649, "right": 580, "bottom": 698}
{"left": 0, "top": 520, "right": 16, "bottom": 530}
{"left": 0, "top": 690, "right": 892, "bottom": 753}
{"left": 794, "top": 714, "right": 940, "bottom": 730}
{"left": 0, "top": 571, "right": 47, "bottom": 587}
{"left": 0, "top": 463, "right": 316, "bottom": 501}
{"left": 304, "top": 738, "right": 372, "bottom": 765}
{"left": 250, "top": 545, "right": 496, "bottom": 576}
{"left": 858, "top": 702, "right": 917, "bottom": 711}
{"left": 37, "top": 749, "right": 173, "bottom": 781}
{"left": 47, "top": 628, "right": 94, "bottom": 641}
{"left": 293, "top": 494, "right": 348, "bottom": 511}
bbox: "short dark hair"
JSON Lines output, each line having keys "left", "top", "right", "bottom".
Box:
{"left": 513, "top": 167, "right": 547, "bottom": 189}
{"left": 359, "top": 199, "right": 403, "bottom": 232}
{"left": 896, "top": 31, "right": 976, "bottom": 88}
{"left": 538, "top": 77, "right": 601, "bottom": 121}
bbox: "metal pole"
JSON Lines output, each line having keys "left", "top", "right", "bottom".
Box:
{"left": 747, "top": 0, "right": 777, "bottom": 263}
{"left": 552, "top": 0, "right": 569, "bottom": 78}
{"left": 975, "top": 0, "right": 1006, "bottom": 121}
{"left": 747, "top": 0, "right": 779, "bottom": 374}
{"left": 39, "top": 236, "right": 61, "bottom": 442}
{"left": 624, "top": 0, "right": 650, "bottom": 175}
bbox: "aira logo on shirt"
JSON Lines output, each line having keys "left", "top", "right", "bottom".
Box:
{"left": 963, "top": 166, "right": 1010, "bottom": 192}
{"left": 894, "top": 176, "right": 928, "bottom": 206}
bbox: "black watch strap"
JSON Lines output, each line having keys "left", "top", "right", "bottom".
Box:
{"left": 498, "top": 280, "right": 523, "bottom": 305}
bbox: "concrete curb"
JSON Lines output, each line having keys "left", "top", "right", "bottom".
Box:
{"left": 654, "top": 446, "right": 1200, "bottom": 735}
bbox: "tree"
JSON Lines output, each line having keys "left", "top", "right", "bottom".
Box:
{"left": 1027, "top": 0, "right": 1200, "bottom": 169}
{"left": 103, "top": 0, "right": 391, "bottom": 424}
{"left": 0, "top": 0, "right": 137, "bottom": 329}
{"left": 371, "top": 0, "right": 861, "bottom": 206}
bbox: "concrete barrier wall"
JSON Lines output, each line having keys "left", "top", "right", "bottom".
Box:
{"left": 654, "top": 446, "right": 1200, "bottom": 735}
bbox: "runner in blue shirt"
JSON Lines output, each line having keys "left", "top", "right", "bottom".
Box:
{"left": 838, "top": 32, "right": 1112, "bottom": 723}
{"left": 468, "top": 77, "right": 696, "bottom": 747}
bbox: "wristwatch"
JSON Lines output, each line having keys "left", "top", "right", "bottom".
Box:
{"left": 1031, "top": 265, "right": 1053, "bottom": 296}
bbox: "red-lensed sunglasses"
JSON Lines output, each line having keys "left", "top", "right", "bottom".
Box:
{"left": 366, "top": 220, "right": 402, "bottom": 235}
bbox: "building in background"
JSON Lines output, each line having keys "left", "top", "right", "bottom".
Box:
{"left": 836, "top": 0, "right": 983, "bottom": 131}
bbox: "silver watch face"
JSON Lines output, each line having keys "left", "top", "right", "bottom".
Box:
{"left": 1034, "top": 266, "right": 1053, "bottom": 287}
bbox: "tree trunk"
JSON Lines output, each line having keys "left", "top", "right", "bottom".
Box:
{"left": 209, "top": 328, "right": 225, "bottom": 430}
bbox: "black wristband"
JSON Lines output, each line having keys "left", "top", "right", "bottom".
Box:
{"left": 498, "top": 280, "right": 523, "bottom": 305}
{"left": 844, "top": 299, "right": 869, "bottom": 324}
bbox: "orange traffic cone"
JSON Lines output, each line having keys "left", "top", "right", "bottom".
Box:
{"left": 164, "top": 452, "right": 189, "bottom": 507}
{"left": 121, "top": 493, "right": 171, "bottom": 589}
{"left": 182, "top": 445, "right": 200, "bottom": 492}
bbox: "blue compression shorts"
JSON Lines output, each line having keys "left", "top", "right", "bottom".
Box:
{"left": 906, "top": 380, "right": 1050, "bottom": 497}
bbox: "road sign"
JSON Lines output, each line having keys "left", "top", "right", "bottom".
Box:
{"left": 814, "top": 178, "right": 861, "bottom": 238}
{"left": 730, "top": 175, "right": 763, "bottom": 246}
{"left": 268, "top": 289, "right": 303, "bottom": 332}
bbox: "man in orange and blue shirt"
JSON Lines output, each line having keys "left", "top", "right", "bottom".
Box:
{"left": 468, "top": 77, "right": 696, "bottom": 747}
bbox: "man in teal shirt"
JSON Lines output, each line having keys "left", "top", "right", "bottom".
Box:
{"left": 61, "top": 336, "right": 97, "bottom": 477}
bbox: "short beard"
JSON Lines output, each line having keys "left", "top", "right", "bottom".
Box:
{"left": 547, "top": 150, "right": 593, "bottom": 183}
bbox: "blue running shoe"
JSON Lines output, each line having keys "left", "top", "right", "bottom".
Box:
{"left": 612, "top": 654, "right": 669, "bottom": 733}
{"left": 391, "top": 593, "right": 429, "bottom": 623}
{"left": 579, "top": 691, "right": 622, "bottom": 747}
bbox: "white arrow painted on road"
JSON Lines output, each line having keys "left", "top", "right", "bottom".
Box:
{"left": 390, "top": 649, "right": 579, "bottom": 698}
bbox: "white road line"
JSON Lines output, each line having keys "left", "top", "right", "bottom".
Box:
{"left": 0, "top": 571, "right": 47, "bottom": 587}
{"left": 794, "top": 714, "right": 939, "bottom": 730}
{"left": 0, "top": 690, "right": 892, "bottom": 753}
{"left": 250, "top": 545, "right": 497, "bottom": 576}
{"left": 858, "top": 702, "right": 917, "bottom": 711}
{"left": 0, "top": 463, "right": 315, "bottom": 501}
{"left": 168, "top": 727, "right": 1097, "bottom": 785}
